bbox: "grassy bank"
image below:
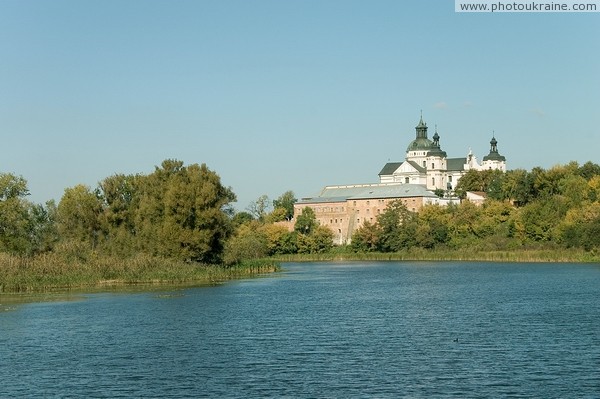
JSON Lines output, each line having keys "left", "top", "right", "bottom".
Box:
{"left": 0, "top": 252, "right": 279, "bottom": 293}
{"left": 273, "top": 247, "right": 600, "bottom": 263}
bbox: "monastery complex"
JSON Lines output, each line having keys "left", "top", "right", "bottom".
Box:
{"left": 293, "top": 115, "right": 507, "bottom": 245}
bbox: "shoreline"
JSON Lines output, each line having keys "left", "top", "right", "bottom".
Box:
{"left": 272, "top": 248, "right": 600, "bottom": 263}
{"left": 2, "top": 248, "right": 598, "bottom": 295}
{"left": 0, "top": 255, "right": 280, "bottom": 294}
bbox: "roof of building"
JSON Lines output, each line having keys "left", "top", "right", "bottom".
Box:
{"left": 378, "top": 162, "right": 403, "bottom": 176}
{"left": 406, "top": 160, "right": 426, "bottom": 173}
{"left": 379, "top": 161, "right": 427, "bottom": 176}
{"left": 406, "top": 137, "right": 434, "bottom": 152}
{"left": 483, "top": 152, "right": 506, "bottom": 162}
{"left": 447, "top": 157, "right": 467, "bottom": 171}
{"left": 298, "top": 183, "right": 437, "bottom": 205}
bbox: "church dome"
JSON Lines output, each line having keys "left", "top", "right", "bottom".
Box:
{"left": 407, "top": 114, "right": 434, "bottom": 152}
{"left": 406, "top": 138, "right": 434, "bottom": 152}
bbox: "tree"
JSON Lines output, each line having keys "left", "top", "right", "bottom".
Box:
{"left": 272, "top": 190, "right": 297, "bottom": 221}
{"left": 259, "top": 223, "right": 296, "bottom": 255}
{"left": 517, "top": 196, "right": 568, "bottom": 242}
{"left": 454, "top": 169, "right": 504, "bottom": 199}
{"left": 231, "top": 211, "right": 254, "bottom": 227}
{"left": 247, "top": 195, "right": 270, "bottom": 221}
{"left": 0, "top": 173, "right": 34, "bottom": 254}
{"left": 415, "top": 205, "right": 450, "bottom": 248}
{"left": 560, "top": 203, "right": 600, "bottom": 250}
{"left": 0, "top": 173, "right": 29, "bottom": 200}
{"left": 294, "top": 207, "right": 317, "bottom": 235}
{"left": 578, "top": 161, "right": 600, "bottom": 180}
{"left": 28, "top": 200, "right": 59, "bottom": 254}
{"left": 163, "top": 162, "right": 236, "bottom": 263}
{"left": 500, "top": 169, "right": 533, "bottom": 206}
{"left": 351, "top": 221, "right": 380, "bottom": 252}
{"left": 265, "top": 207, "right": 288, "bottom": 223}
{"left": 376, "top": 200, "right": 418, "bottom": 252}
{"left": 56, "top": 185, "right": 104, "bottom": 248}
{"left": 223, "top": 222, "right": 268, "bottom": 265}
{"left": 98, "top": 173, "right": 137, "bottom": 229}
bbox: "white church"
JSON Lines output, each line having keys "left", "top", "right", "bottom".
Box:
{"left": 378, "top": 114, "right": 506, "bottom": 191}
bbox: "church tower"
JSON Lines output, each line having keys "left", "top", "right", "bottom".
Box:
{"left": 406, "top": 113, "right": 435, "bottom": 168}
{"left": 481, "top": 135, "right": 507, "bottom": 171}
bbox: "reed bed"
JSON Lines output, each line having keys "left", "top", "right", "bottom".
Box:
{"left": 273, "top": 248, "right": 600, "bottom": 263}
{"left": 0, "top": 252, "right": 279, "bottom": 293}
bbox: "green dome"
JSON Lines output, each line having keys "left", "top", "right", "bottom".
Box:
{"left": 407, "top": 138, "right": 434, "bottom": 152}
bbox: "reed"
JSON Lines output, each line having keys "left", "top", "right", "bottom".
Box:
{"left": 272, "top": 248, "right": 600, "bottom": 263}
{"left": 0, "top": 252, "right": 279, "bottom": 293}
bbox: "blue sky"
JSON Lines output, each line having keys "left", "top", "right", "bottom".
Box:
{"left": 1, "top": 0, "right": 599, "bottom": 210}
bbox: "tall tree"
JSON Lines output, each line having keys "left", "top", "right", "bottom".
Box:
{"left": 56, "top": 185, "right": 104, "bottom": 248}
{"left": 134, "top": 160, "right": 236, "bottom": 263}
{"left": 0, "top": 173, "right": 34, "bottom": 254}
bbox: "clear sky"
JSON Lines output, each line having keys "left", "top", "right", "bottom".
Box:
{"left": 1, "top": 0, "right": 599, "bottom": 210}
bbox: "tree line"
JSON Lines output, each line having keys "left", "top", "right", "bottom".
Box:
{"left": 351, "top": 161, "right": 600, "bottom": 252}
{"left": 2, "top": 160, "right": 600, "bottom": 268}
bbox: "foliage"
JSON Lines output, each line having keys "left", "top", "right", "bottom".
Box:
{"left": 294, "top": 207, "right": 317, "bottom": 235}
{"left": 57, "top": 184, "right": 104, "bottom": 248}
{"left": 272, "top": 190, "right": 297, "bottom": 221}
{"left": 57, "top": 160, "right": 236, "bottom": 263}
{"left": 247, "top": 194, "right": 271, "bottom": 221}
{"left": 296, "top": 226, "right": 334, "bottom": 254}
{"left": 376, "top": 200, "right": 418, "bottom": 251}
{"left": 0, "top": 174, "right": 57, "bottom": 255}
{"left": 351, "top": 221, "right": 380, "bottom": 252}
{"left": 5, "top": 159, "right": 600, "bottom": 293}
{"left": 223, "top": 223, "right": 268, "bottom": 265}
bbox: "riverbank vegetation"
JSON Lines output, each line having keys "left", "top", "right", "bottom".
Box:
{"left": 232, "top": 161, "right": 600, "bottom": 263}
{"left": 2, "top": 160, "right": 600, "bottom": 292}
{"left": 0, "top": 160, "right": 278, "bottom": 293}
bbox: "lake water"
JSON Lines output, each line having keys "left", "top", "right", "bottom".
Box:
{"left": 1, "top": 261, "right": 599, "bottom": 398}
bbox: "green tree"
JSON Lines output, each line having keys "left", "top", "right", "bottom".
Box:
{"left": 260, "top": 223, "right": 296, "bottom": 255}
{"left": 0, "top": 173, "right": 34, "bottom": 254}
{"left": 445, "top": 201, "right": 482, "bottom": 248}
{"left": 415, "top": 205, "right": 450, "bottom": 248}
{"left": 560, "top": 203, "right": 600, "bottom": 250}
{"left": 578, "top": 161, "right": 600, "bottom": 180}
{"left": 376, "top": 200, "right": 418, "bottom": 251}
{"left": 28, "top": 200, "right": 59, "bottom": 253}
{"left": 295, "top": 226, "right": 334, "bottom": 254}
{"left": 265, "top": 207, "right": 288, "bottom": 223}
{"left": 455, "top": 169, "right": 504, "bottom": 200}
{"left": 500, "top": 169, "right": 533, "bottom": 206}
{"left": 158, "top": 162, "right": 236, "bottom": 263}
{"left": 56, "top": 184, "right": 104, "bottom": 249}
{"left": 223, "top": 222, "right": 268, "bottom": 265}
{"left": 231, "top": 211, "right": 254, "bottom": 228}
{"left": 294, "top": 207, "right": 317, "bottom": 235}
{"left": 518, "top": 196, "right": 568, "bottom": 242}
{"left": 351, "top": 221, "right": 380, "bottom": 252}
{"left": 247, "top": 195, "right": 270, "bottom": 221}
{"left": 272, "top": 190, "right": 297, "bottom": 221}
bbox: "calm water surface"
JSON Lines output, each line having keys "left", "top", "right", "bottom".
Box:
{"left": 1, "top": 261, "right": 599, "bottom": 398}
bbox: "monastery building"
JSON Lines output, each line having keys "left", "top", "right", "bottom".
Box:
{"left": 294, "top": 115, "right": 507, "bottom": 244}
